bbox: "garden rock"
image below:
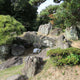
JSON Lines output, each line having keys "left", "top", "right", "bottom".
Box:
{"left": 11, "top": 44, "right": 25, "bottom": 56}
{"left": 7, "top": 74, "right": 28, "bottom": 80}
{"left": 33, "top": 43, "right": 42, "bottom": 48}
{"left": 65, "top": 26, "right": 78, "bottom": 40}
{"left": 37, "top": 48, "right": 50, "bottom": 59}
{"left": 49, "top": 28, "right": 62, "bottom": 36}
{"left": 41, "top": 36, "right": 56, "bottom": 48}
{"left": 0, "top": 57, "right": 23, "bottom": 70}
{"left": 22, "top": 56, "right": 43, "bottom": 78}
{"left": 38, "top": 23, "right": 52, "bottom": 35}
{"left": 20, "top": 32, "right": 41, "bottom": 46}
{"left": 77, "top": 22, "right": 80, "bottom": 38}
{"left": 0, "top": 45, "right": 10, "bottom": 59}
{"left": 55, "top": 35, "right": 70, "bottom": 49}
{"left": 20, "top": 31, "right": 57, "bottom": 48}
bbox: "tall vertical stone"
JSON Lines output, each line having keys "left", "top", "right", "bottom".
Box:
{"left": 65, "top": 26, "right": 78, "bottom": 40}
{"left": 38, "top": 23, "right": 52, "bottom": 35}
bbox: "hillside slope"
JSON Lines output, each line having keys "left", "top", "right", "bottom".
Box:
{"left": 31, "top": 59, "right": 80, "bottom": 80}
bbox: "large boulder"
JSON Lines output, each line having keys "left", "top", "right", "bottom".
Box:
{"left": 13, "top": 37, "right": 30, "bottom": 48}
{"left": 22, "top": 56, "right": 43, "bottom": 78}
{"left": 0, "top": 57, "right": 23, "bottom": 70}
{"left": 65, "top": 26, "right": 78, "bottom": 40}
{"left": 41, "top": 36, "right": 56, "bottom": 48}
{"left": 37, "top": 48, "right": 50, "bottom": 59}
{"left": 77, "top": 22, "right": 80, "bottom": 30}
{"left": 55, "top": 35, "right": 70, "bottom": 49}
{"left": 19, "top": 31, "right": 57, "bottom": 48}
{"left": 38, "top": 23, "right": 52, "bottom": 35}
{"left": 33, "top": 42, "right": 42, "bottom": 48}
{"left": 77, "top": 22, "right": 80, "bottom": 38}
{"left": 0, "top": 45, "right": 10, "bottom": 59}
{"left": 11, "top": 44, "right": 25, "bottom": 56}
{"left": 7, "top": 74, "right": 28, "bottom": 80}
{"left": 20, "top": 32, "right": 41, "bottom": 47}
{"left": 49, "top": 28, "right": 62, "bottom": 36}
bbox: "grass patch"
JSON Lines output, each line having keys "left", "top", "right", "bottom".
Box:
{"left": 0, "top": 60, "right": 2, "bottom": 64}
{"left": 0, "top": 63, "right": 24, "bottom": 80}
{"left": 43, "top": 59, "right": 53, "bottom": 70}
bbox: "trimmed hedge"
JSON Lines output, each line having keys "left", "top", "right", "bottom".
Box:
{"left": 47, "top": 47, "right": 80, "bottom": 66}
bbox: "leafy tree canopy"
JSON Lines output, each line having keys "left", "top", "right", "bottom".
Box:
{"left": 29, "top": 0, "right": 46, "bottom": 6}
{"left": 36, "top": 5, "right": 59, "bottom": 26}
{"left": 38, "top": 0, "right": 80, "bottom": 29}
{"left": 54, "top": 0, "right": 80, "bottom": 28}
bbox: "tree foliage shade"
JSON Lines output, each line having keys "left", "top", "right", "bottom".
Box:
{"left": 0, "top": 0, "right": 37, "bottom": 30}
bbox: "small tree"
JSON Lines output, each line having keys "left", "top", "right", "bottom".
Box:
{"left": 0, "top": 15, "right": 25, "bottom": 45}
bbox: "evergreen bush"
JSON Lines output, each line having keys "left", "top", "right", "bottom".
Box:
{"left": 47, "top": 47, "right": 80, "bottom": 66}
{"left": 0, "top": 15, "right": 25, "bottom": 45}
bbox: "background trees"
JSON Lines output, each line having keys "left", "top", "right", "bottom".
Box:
{"left": 0, "top": 0, "right": 80, "bottom": 30}
{"left": 36, "top": 0, "right": 80, "bottom": 29}
{"left": 0, "top": 0, "right": 37, "bottom": 30}
{"left": 54, "top": 0, "right": 80, "bottom": 28}
{"left": 36, "top": 5, "right": 59, "bottom": 28}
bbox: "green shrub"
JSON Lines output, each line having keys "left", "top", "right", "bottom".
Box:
{"left": 0, "top": 15, "right": 25, "bottom": 45}
{"left": 47, "top": 47, "right": 80, "bottom": 56}
{"left": 47, "top": 47, "right": 80, "bottom": 66}
{"left": 66, "top": 54, "right": 80, "bottom": 65}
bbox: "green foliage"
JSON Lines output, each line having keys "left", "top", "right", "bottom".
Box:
{"left": 66, "top": 54, "right": 80, "bottom": 65}
{"left": 54, "top": 0, "right": 80, "bottom": 29}
{"left": 54, "top": 0, "right": 62, "bottom": 3}
{"left": 0, "top": 15, "right": 25, "bottom": 45}
{"left": 29, "top": 0, "right": 46, "bottom": 6}
{"left": 0, "top": 63, "right": 24, "bottom": 80}
{"left": 47, "top": 47, "right": 80, "bottom": 66}
{"left": 0, "top": 0, "right": 37, "bottom": 31}
{"left": 37, "top": 5, "right": 59, "bottom": 26}
{"left": 47, "top": 47, "right": 80, "bottom": 56}
{"left": 38, "top": 0, "right": 80, "bottom": 29}
{"left": 40, "top": 5, "right": 59, "bottom": 16}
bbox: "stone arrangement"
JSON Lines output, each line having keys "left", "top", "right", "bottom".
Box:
{"left": 0, "top": 22, "right": 80, "bottom": 80}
